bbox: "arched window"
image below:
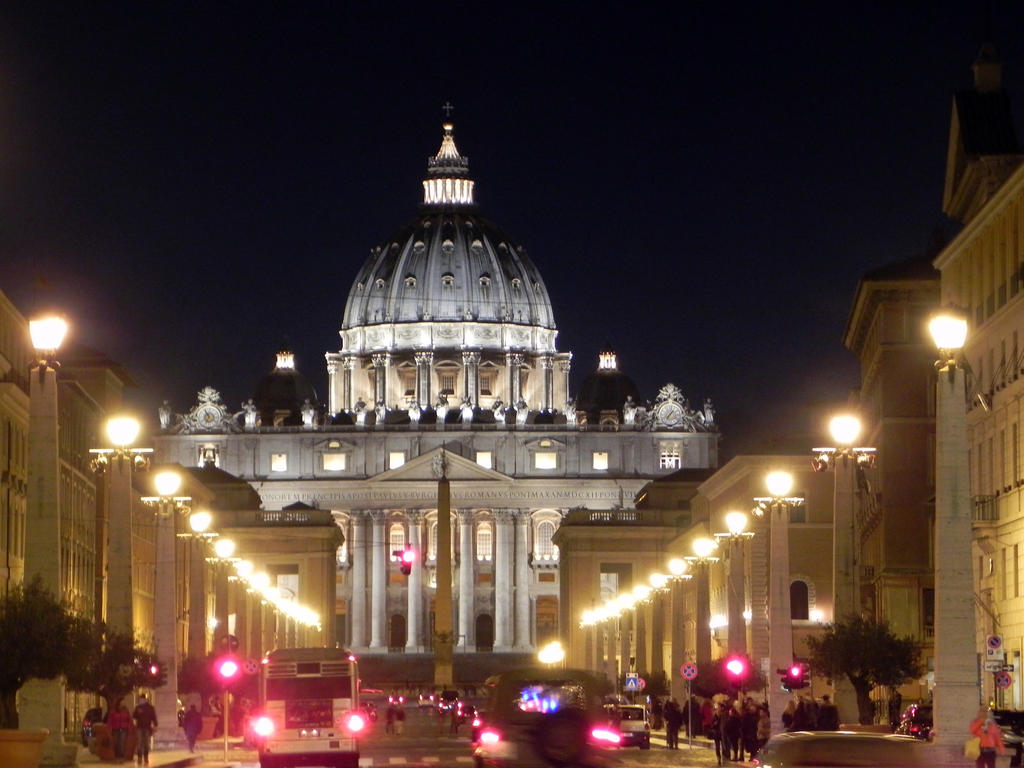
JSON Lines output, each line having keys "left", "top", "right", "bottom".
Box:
{"left": 536, "top": 520, "right": 557, "bottom": 561}
{"left": 476, "top": 522, "right": 493, "bottom": 561}
{"left": 790, "top": 580, "right": 809, "bottom": 620}
{"left": 389, "top": 523, "right": 405, "bottom": 559}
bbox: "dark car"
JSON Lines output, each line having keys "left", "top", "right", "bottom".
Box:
{"left": 754, "top": 731, "right": 925, "bottom": 768}
{"left": 994, "top": 709, "right": 1024, "bottom": 763}
{"left": 894, "top": 704, "right": 932, "bottom": 741}
{"left": 81, "top": 706, "right": 104, "bottom": 746}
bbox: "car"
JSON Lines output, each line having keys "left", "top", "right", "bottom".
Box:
{"left": 438, "top": 689, "right": 460, "bottom": 713}
{"left": 471, "top": 709, "right": 486, "bottom": 743}
{"left": 606, "top": 704, "right": 650, "bottom": 749}
{"left": 993, "top": 710, "right": 1024, "bottom": 755}
{"left": 81, "top": 706, "right": 104, "bottom": 747}
{"left": 753, "top": 731, "right": 925, "bottom": 768}
{"left": 894, "top": 703, "right": 932, "bottom": 740}
{"left": 473, "top": 667, "right": 619, "bottom": 768}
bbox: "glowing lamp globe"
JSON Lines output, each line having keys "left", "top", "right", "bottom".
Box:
{"left": 726, "top": 657, "right": 747, "bottom": 677}
{"left": 214, "top": 538, "right": 236, "bottom": 559}
{"left": 765, "top": 471, "right": 793, "bottom": 498}
{"left": 107, "top": 416, "right": 141, "bottom": 448}
{"left": 929, "top": 313, "right": 968, "bottom": 351}
{"left": 649, "top": 573, "right": 668, "bottom": 590}
{"left": 153, "top": 470, "right": 182, "bottom": 497}
{"left": 724, "top": 511, "right": 748, "bottom": 536}
{"left": 829, "top": 415, "right": 861, "bottom": 446}
{"left": 692, "top": 537, "right": 718, "bottom": 559}
{"left": 29, "top": 316, "right": 68, "bottom": 353}
{"left": 235, "top": 560, "right": 254, "bottom": 578}
{"left": 189, "top": 510, "right": 212, "bottom": 534}
{"left": 668, "top": 558, "right": 687, "bottom": 577}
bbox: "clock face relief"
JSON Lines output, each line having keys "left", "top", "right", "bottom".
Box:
{"left": 659, "top": 402, "right": 682, "bottom": 426}
{"left": 199, "top": 406, "right": 219, "bottom": 426}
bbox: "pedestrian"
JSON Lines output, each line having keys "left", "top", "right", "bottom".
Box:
{"left": 651, "top": 697, "right": 663, "bottom": 731}
{"left": 970, "top": 706, "right": 1006, "bottom": 768}
{"left": 386, "top": 702, "right": 396, "bottom": 735}
{"left": 782, "top": 699, "right": 796, "bottom": 731}
{"left": 182, "top": 704, "right": 202, "bottom": 753}
{"left": 132, "top": 694, "right": 158, "bottom": 765}
{"left": 395, "top": 701, "right": 405, "bottom": 735}
{"left": 663, "top": 697, "right": 682, "bottom": 749}
{"left": 741, "top": 700, "right": 759, "bottom": 759}
{"left": 791, "top": 698, "right": 811, "bottom": 731}
{"left": 818, "top": 695, "right": 840, "bottom": 731}
{"left": 707, "top": 704, "right": 724, "bottom": 766}
{"left": 724, "top": 702, "right": 743, "bottom": 761}
{"left": 757, "top": 705, "right": 771, "bottom": 754}
{"left": 109, "top": 699, "right": 132, "bottom": 761}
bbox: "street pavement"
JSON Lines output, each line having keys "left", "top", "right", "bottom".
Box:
{"left": 74, "top": 707, "right": 732, "bottom": 768}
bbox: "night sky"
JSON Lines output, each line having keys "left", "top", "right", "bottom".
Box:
{"left": 1, "top": 3, "right": 1023, "bottom": 459}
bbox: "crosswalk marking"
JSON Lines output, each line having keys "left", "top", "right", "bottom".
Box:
{"left": 388, "top": 758, "right": 408, "bottom": 764}
{"left": 356, "top": 758, "right": 474, "bottom": 766}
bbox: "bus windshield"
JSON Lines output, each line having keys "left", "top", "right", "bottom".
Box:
{"left": 266, "top": 676, "right": 353, "bottom": 701}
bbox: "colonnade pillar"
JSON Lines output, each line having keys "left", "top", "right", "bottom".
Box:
{"left": 493, "top": 509, "right": 514, "bottom": 649}
{"left": 350, "top": 515, "right": 367, "bottom": 648}
{"left": 406, "top": 512, "right": 424, "bottom": 651}
{"left": 415, "top": 351, "right": 433, "bottom": 407}
{"left": 371, "top": 353, "right": 389, "bottom": 406}
{"left": 506, "top": 352, "right": 524, "bottom": 405}
{"left": 462, "top": 350, "right": 480, "bottom": 407}
{"left": 457, "top": 510, "right": 475, "bottom": 649}
{"left": 514, "top": 511, "right": 531, "bottom": 648}
{"left": 369, "top": 511, "right": 386, "bottom": 648}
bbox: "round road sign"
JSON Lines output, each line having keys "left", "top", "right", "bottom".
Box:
{"left": 988, "top": 634, "right": 1004, "bottom": 651}
{"left": 243, "top": 659, "right": 260, "bottom": 675}
{"left": 996, "top": 671, "right": 1013, "bottom": 690}
{"left": 681, "top": 662, "right": 698, "bottom": 680}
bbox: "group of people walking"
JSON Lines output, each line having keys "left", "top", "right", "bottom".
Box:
{"left": 106, "top": 694, "right": 158, "bottom": 764}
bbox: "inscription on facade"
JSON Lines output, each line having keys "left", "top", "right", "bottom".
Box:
{"left": 258, "top": 486, "right": 629, "bottom": 506}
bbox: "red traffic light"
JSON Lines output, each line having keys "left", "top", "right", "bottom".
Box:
{"left": 149, "top": 664, "right": 160, "bottom": 676}
{"left": 216, "top": 657, "right": 240, "bottom": 680}
{"left": 397, "top": 546, "right": 416, "bottom": 575}
{"left": 401, "top": 548, "right": 415, "bottom": 565}
{"left": 725, "top": 656, "right": 747, "bottom": 678}
{"left": 789, "top": 664, "right": 802, "bottom": 678}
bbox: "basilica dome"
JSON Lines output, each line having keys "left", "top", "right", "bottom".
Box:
{"left": 253, "top": 344, "right": 318, "bottom": 424}
{"left": 576, "top": 347, "right": 640, "bottom": 422}
{"left": 339, "top": 123, "right": 558, "bottom": 356}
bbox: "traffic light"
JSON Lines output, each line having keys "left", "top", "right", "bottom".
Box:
{"left": 778, "top": 662, "right": 809, "bottom": 692}
{"left": 215, "top": 656, "right": 241, "bottom": 688}
{"left": 395, "top": 545, "right": 416, "bottom": 575}
{"left": 724, "top": 655, "right": 749, "bottom": 686}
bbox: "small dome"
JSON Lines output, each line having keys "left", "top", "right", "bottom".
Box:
{"left": 576, "top": 347, "right": 640, "bottom": 421}
{"left": 253, "top": 345, "right": 318, "bottom": 424}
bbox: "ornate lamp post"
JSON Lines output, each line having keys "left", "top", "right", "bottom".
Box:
{"left": 141, "top": 470, "right": 190, "bottom": 749}
{"left": 21, "top": 315, "right": 77, "bottom": 767}
{"left": 929, "top": 311, "right": 980, "bottom": 757}
{"left": 811, "top": 414, "right": 875, "bottom": 723}
{"left": 714, "top": 511, "right": 754, "bottom": 657}
{"left": 686, "top": 537, "right": 719, "bottom": 668}
{"left": 90, "top": 416, "right": 152, "bottom": 634}
{"left": 756, "top": 470, "right": 802, "bottom": 735}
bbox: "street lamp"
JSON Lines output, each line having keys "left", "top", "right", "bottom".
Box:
{"left": 22, "top": 314, "right": 77, "bottom": 766}
{"left": 755, "top": 470, "right": 802, "bottom": 736}
{"left": 929, "top": 310, "right": 980, "bottom": 758}
{"left": 714, "top": 511, "right": 754, "bottom": 656}
{"left": 686, "top": 537, "right": 719, "bottom": 668}
{"left": 811, "top": 414, "right": 876, "bottom": 723}
{"left": 538, "top": 640, "right": 565, "bottom": 667}
{"left": 141, "top": 469, "right": 190, "bottom": 750}
{"left": 90, "top": 415, "right": 153, "bottom": 634}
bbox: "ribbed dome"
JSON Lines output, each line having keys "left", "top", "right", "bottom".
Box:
{"left": 339, "top": 123, "right": 558, "bottom": 355}
{"left": 253, "top": 346, "right": 318, "bottom": 423}
{"left": 576, "top": 348, "right": 640, "bottom": 420}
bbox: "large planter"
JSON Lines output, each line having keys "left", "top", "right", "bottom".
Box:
{"left": 0, "top": 728, "right": 48, "bottom": 768}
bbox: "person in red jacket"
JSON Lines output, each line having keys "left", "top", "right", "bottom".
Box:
{"left": 107, "top": 699, "right": 132, "bottom": 760}
{"left": 970, "top": 706, "right": 1006, "bottom": 768}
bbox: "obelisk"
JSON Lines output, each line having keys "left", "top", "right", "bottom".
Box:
{"left": 434, "top": 454, "right": 454, "bottom": 686}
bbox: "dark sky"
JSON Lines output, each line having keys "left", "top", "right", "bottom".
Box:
{"left": 1, "top": 3, "right": 1022, "bottom": 458}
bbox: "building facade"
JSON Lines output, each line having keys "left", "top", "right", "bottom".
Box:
{"left": 153, "top": 122, "right": 720, "bottom": 677}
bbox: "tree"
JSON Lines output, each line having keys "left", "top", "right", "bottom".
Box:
{"left": 805, "top": 616, "right": 924, "bottom": 725}
{"left": 64, "top": 624, "right": 166, "bottom": 714}
{"left": 0, "top": 577, "right": 88, "bottom": 729}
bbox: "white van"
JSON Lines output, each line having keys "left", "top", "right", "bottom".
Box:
{"left": 608, "top": 704, "right": 650, "bottom": 749}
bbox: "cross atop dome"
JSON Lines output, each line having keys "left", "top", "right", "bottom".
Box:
{"left": 424, "top": 119, "right": 474, "bottom": 206}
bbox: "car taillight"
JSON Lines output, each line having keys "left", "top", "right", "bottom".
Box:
{"left": 472, "top": 717, "right": 482, "bottom": 727}
{"left": 345, "top": 713, "right": 366, "bottom": 733}
{"left": 253, "top": 716, "right": 275, "bottom": 737}
{"left": 480, "top": 729, "right": 501, "bottom": 745}
{"left": 591, "top": 726, "right": 621, "bottom": 745}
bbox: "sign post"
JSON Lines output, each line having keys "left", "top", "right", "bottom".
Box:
{"left": 681, "top": 662, "right": 698, "bottom": 750}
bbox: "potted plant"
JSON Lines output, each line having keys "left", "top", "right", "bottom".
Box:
{"left": 0, "top": 577, "right": 88, "bottom": 768}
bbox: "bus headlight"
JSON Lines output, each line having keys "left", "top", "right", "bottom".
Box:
{"left": 344, "top": 712, "right": 366, "bottom": 734}
{"left": 253, "top": 716, "right": 275, "bottom": 737}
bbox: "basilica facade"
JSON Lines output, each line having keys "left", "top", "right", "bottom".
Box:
{"left": 153, "top": 122, "right": 719, "bottom": 671}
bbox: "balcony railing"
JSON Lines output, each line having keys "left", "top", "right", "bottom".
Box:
{"left": 973, "top": 495, "right": 998, "bottom": 522}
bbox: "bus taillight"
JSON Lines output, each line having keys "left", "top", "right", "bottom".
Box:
{"left": 252, "top": 716, "right": 275, "bottom": 737}
{"left": 344, "top": 712, "right": 366, "bottom": 733}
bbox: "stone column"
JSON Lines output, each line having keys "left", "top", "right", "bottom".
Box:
{"left": 832, "top": 457, "right": 858, "bottom": 722}
{"left": 234, "top": 585, "right": 249, "bottom": 658}
{"left": 557, "top": 357, "right": 572, "bottom": 409}
{"left": 619, "top": 613, "right": 631, "bottom": 678}
{"left": 514, "top": 511, "right": 531, "bottom": 648}
{"left": 493, "top": 509, "right": 514, "bottom": 650}
{"left": 649, "top": 591, "right": 665, "bottom": 680}
{"left": 154, "top": 503, "right": 187, "bottom": 748}
{"left": 371, "top": 353, "right": 389, "bottom": 406}
{"left": 250, "top": 600, "right": 263, "bottom": 657}
{"left": 415, "top": 351, "right": 433, "bottom": 407}
{"left": 694, "top": 562, "right": 712, "bottom": 667}
{"left": 768, "top": 499, "right": 794, "bottom": 736}
{"left": 406, "top": 511, "right": 424, "bottom": 651}
{"left": 635, "top": 604, "right": 647, "bottom": 674}
{"left": 933, "top": 362, "right": 982, "bottom": 756}
{"left": 350, "top": 514, "right": 367, "bottom": 648}
{"left": 189, "top": 538, "right": 208, "bottom": 659}
{"left": 343, "top": 356, "right": 356, "bottom": 411}
{"left": 213, "top": 559, "right": 229, "bottom": 654}
{"left": 539, "top": 355, "right": 553, "bottom": 411}
{"left": 670, "top": 578, "right": 686, "bottom": 702}
{"left": 327, "top": 355, "right": 341, "bottom": 414}
{"left": 726, "top": 540, "right": 747, "bottom": 657}
{"left": 107, "top": 459, "right": 136, "bottom": 635}
{"left": 369, "top": 511, "right": 387, "bottom": 648}
{"left": 457, "top": 510, "right": 475, "bottom": 649}
{"left": 506, "top": 352, "right": 524, "bottom": 405}
{"left": 462, "top": 350, "right": 481, "bottom": 407}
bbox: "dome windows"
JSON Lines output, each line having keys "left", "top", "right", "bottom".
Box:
{"left": 413, "top": 241, "right": 425, "bottom": 255}
{"left": 441, "top": 273, "right": 455, "bottom": 288}
{"left": 471, "top": 239, "right": 484, "bottom": 254}
{"left": 375, "top": 278, "right": 387, "bottom": 291}
{"left": 442, "top": 239, "right": 455, "bottom": 255}
{"left": 404, "top": 275, "right": 417, "bottom": 289}
{"left": 479, "top": 274, "right": 492, "bottom": 288}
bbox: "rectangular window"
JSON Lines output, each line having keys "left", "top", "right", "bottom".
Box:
{"left": 323, "top": 453, "right": 346, "bottom": 471}
{"left": 659, "top": 443, "right": 681, "bottom": 469}
{"left": 439, "top": 373, "right": 456, "bottom": 395}
{"left": 271, "top": 453, "right": 288, "bottom": 472}
{"left": 476, "top": 451, "right": 493, "bottom": 469}
{"left": 534, "top": 452, "right": 558, "bottom": 470}
{"left": 592, "top": 451, "right": 609, "bottom": 470}
{"left": 388, "top": 451, "right": 406, "bottom": 469}
{"left": 480, "top": 372, "right": 495, "bottom": 397}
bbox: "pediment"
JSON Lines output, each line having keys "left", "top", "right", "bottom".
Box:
{"left": 369, "top": 447, "right": 511, "bottom": 482}
{"left": 523, "top": 436, "right": 567, "bottom": 450}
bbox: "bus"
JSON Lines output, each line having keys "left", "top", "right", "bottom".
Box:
{"left": 251, "top": 648, "right": 364, "bottom": 768}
